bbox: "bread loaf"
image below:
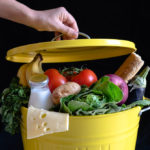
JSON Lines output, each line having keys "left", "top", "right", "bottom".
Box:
{"left": 115, "top": 52, "right": 144, "bottom": 83}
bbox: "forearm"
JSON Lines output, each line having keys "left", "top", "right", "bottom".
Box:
{"left": 0, "top": 1, "right": 79, "bottom": 39}
{"left": 0, "top": 0, "right": 35, "bottom": 28}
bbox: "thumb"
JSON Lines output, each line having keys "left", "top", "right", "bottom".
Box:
{"left": 57, "top": 23, "right": 78, "bottom": 39}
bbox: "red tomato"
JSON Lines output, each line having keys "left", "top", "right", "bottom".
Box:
{"left": 45, "top": 69, "right": 67, "bottom": 92}
{"left": 71, "top": 69, "right": 98, "bottom": 87}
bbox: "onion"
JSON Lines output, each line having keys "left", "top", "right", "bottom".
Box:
{"left": 105, "top": 74, "right": 128, "bottom": 105}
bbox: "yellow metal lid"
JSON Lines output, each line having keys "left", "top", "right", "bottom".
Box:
{"left": 6, "top": 33, "right": 136, "bottom": 63}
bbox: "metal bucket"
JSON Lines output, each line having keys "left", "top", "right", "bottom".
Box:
{"left": 21, "top": 106, "right": 149, "bottom": 150}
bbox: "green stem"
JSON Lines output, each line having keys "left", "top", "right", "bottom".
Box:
{"left": 129, "top": 66, "right": 150, "bottom": 88}
{"left": 139, "top": 66, "right": 150, "bottom": 79}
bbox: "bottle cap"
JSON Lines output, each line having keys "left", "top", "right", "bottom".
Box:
{"left": 29, "top": 74, "right": 49, "bottom": 87}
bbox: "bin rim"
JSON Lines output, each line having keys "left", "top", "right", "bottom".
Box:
{"left": 21, "top": 106, "right": 141, "bottom": 119}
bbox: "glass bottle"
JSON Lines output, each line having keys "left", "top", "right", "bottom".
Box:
{"left": 28, "top": 74, "right": 53, "bottom": 110}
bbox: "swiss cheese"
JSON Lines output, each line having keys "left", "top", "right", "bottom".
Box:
{"left": 27, "top": 106, "right": 69, "bottom": 139}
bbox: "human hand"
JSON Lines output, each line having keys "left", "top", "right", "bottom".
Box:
{"left": 32, "top": 7, "right": 79, "bottom": 40}
{"left": 0, "top": 0, "right": 79, "bottom": 40}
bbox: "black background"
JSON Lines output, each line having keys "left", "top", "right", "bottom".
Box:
{"left": 0, "top": 1, "right": 150, "bottom": 150}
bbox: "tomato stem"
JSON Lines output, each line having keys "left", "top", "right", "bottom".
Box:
{"left": 61, "top": 67, "right": 83, "bottom": 76}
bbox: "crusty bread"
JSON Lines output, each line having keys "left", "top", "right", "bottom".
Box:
{"left": 115, "top": 52, "right": 144, "bottom": 83}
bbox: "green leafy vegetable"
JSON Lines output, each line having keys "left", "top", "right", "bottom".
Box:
{"left": 85, "top": 94, "right": 102, "bottom": 107}
{"left": 59, "top": 95, "right": 75, "bottom": 114}
{"left": 93, "top": 76, "right": 123, "bottom": 103}
{"left": 123, "top": 100, "right": 150, "bottom": 110}
{"left": 0, "top": 77, "right": 30, "bottom": 135}
{"left": 57, "top": 76, "right": 150, "bottom": 116}
{"left": 68, "top": 100, "right": 91, "bottom": 112}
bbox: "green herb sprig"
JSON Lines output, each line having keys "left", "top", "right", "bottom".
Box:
{"left": 0, "top": 77, "right": 30, "bottom": 135}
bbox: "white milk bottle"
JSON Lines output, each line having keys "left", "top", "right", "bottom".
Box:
{"left": 28, "top": 74, "right": 53, "bottom": 110}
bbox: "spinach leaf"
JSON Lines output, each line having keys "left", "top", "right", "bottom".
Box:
{"left": 123, "top": 100, "right": 150, "bottom": 110}
{"left": 60, "top": 95, "right": 75, "bottom": 115}
{"left": 68, "top": 100, "right": 91, "bottom": 112}
{"left": 93, "top": 76, "right": 123, "bottom": 103}
{"left": 75, "top": 108, "right": 109, "bottom": 116}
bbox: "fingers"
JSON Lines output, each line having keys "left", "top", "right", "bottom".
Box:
{"left": 63, "top": 15, "right": 79, "bottom": 40}
{"left": 63, "top": 12, "right": 79, "bottom": 39}
{"left": 56, "top": 7, "right": 79, "bottom": 40}
{"left": 63, "top": 12, "right": 79, "bottom": 33}
{"left": 56, "top": 22, "right": 78, "bottom": 40}
{"left": 54, "top": 32, "right": 61, "bottom": 41}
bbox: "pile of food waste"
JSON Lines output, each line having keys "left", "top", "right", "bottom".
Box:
{"left": 1, "top": 52, "right": 150, "bottom": 137}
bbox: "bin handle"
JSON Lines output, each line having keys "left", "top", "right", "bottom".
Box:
{"left": 139, "top": 106, "right": 150, "bottom": 116}
{"left": 51, "top": 32, "right": 91, "bottom": 41}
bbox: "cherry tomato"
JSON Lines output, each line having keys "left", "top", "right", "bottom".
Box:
{"left": 71, "top": 69, "right": 98, "bottom": 87}
{"left": 45, "top": 69, "right": 67, "bottom": 92}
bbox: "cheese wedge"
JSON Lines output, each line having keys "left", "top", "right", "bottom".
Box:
{"left": 27, "top": 106, "right": 69, "bottom": 139}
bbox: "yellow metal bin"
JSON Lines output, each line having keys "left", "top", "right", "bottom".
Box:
{"left": 5, "top": 33, "right": 150, "bottom": 150}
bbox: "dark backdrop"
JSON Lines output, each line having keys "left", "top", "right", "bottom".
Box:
{"left": 0, "top": 1, "right": 150, "bottom": 150}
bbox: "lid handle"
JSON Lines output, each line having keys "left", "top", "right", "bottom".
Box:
{"left": 51, "top": 32, "right": 91, "bottom": 41}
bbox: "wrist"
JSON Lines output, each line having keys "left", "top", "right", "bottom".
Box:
{"left": 22, "top": 9, "right": 38, "bottom": 29}
{"left": 29, "top": 10, "right": 48, "bottom": 31}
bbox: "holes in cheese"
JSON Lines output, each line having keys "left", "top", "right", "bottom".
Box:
{"left": 27, "top": 106, "right": 69, "bottom": 139}
{"left": 40, "top": 113, "right": 47, "bottom": 119}
{"left": 44, "top": 127, "right": 50, "bottom": 132}
{"left": 42, "top": 122, "right": 48, "bottom": 127}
